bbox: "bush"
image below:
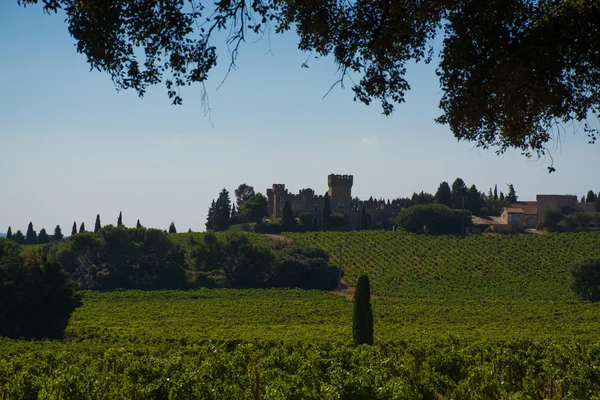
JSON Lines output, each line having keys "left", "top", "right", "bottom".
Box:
{"left": 571, "top": 258, "right": 600, "bottom": 301}
{"left": 543, "top": 209, "right": 565, "bottom": 232}
{"left": 0, "top": 239, "right": 81, "bottom": 339}
{"left": 273, "top": 245, "right": 339, "bottom": 290}
{"left": 394, "top": 203, "right": 471, "bottom": 235}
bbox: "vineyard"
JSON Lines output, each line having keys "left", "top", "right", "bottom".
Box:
{"left": 284, "top": 231, "right": 600, "bottom": 300}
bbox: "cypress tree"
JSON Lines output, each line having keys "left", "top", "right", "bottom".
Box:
{"left": 26, "top": 222, "right": 37, "bottom": 245}
{"left": 214, "top": 189, "right": 231, "bottom": 231}
{"left": 71, "top": 222, "right": 77, "bottom": 236}
{"left": 6, "top": 227, "right": 12, "bottom": 240}
{"left": 507, "top": 184, "right": 518, "bottom": 203}
{"left": 13, "top": 230, "right": 26, "bottom": 245}
{"left": 494, "top": 184, "right": 498, "bottom": 201}
{"left": 53, "top": 225, "right": 63, "bottom": 241}
{"left": 206, "top": 200, "right": 216, "bottom": 230}
{"left": 360, "top": 204, "right": 368, "bottom": 230}
{"left": 38, "top": 228, "right": 50, "bottom": 244}
{"left": 168, "top": 222, "right": 177, "bottom": 234}
{"left": 586, "top": 190, "right": 598, "bottom": 203}
{"left": 117, "top": 211, "right": 123, "bottom": 227}
{"left": 79, "top": 222, "right": 85, "bottom": 233}
{"left": 321, "top": 192, "right": 332, "bottom": 231}
{"left": 282, "top": 201, "right": 296, "bottom": 231}
{"left": 353, "top": 275, "right": 374, "bottom": 346}
{"left": 94, "top": 214, "right": 101, "bottom": 232}
{"left": 136, "top": 219, "right": 142, "bottom": 229}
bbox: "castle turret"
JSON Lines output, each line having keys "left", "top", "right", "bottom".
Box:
{"left": 328, "top": 174, "right": 353, "bottom": 216}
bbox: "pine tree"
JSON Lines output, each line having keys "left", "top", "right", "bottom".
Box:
{"left": 168, "top": 222, "right": 177, "bottom": 234}
{"left": 360, "top": 204, "right": 368, "bottom": 230}
{"left": 321, "top": 192, "right": 332, "bottom": 231}
{"left": 26, "top": 222, "right": 37, "bottom": 245}
{"left": 434, "top": 181, "right": 453, "bottom": 207}
{"left": 206, "top": 200, "right": 216, "bottom": 231}
{"left": 282, "top": 201, "right": 296, "bottom": 231}
{"left": 507, "top": 184, "right": 518, "bottom": 203}
{"left": 6, "top": 227, "right": 12, "bottom": 240}
{"left": 53, "top": 225, "right": 63, "bottom": 241}
{"left": 136, "top": 219, "right": 142, "bottom": 229}
{"left": 94, "top": 214, "right": 102, "bottom": 232}
{"left": 499, "top": 191, "right": 505, "bottom": 201}
{"left": 586, "top": 190, "right": 598, "bottom": 203}
{"left": 117, "top": 211, "right": 123, "bottom": 227}
{"left": 353, "top": 275, "right": 373, "bottom": 346}
{"left": 79, "top": 222, "right": 85, "bottom": 233}
{"left": 71, "top": 222, "right": 78, "bottom": 236}
{"left": 38, "top": 228, "right": 50, "bottom": 244}
{"left": 451, "top": 178, "right": 468, "bottom": 209}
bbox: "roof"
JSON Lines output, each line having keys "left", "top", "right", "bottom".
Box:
{"left": 577, "top": 202, "right": 597, "bottom": 213}
{"left": 511, "top": 201, "right": 537, "bottom": 215}
{"left": 471, "top": 215, "right": 507, "bottom": 225}
{"left": 503, "top": 207, "right": 525, "bottom": 214}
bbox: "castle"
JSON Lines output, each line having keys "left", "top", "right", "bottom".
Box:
{"left": 266, "top": 174, "right": 399, "bottom": 229}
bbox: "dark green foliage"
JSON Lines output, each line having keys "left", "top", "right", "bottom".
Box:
{"left": 6, "top": 227, "right": 11, "bottom": 240}
{"left": 53, "top": 225, "right": 63, "bottom": 241}
{"left": 494, "top": 184, "right": 498, "bottom": 201}
{"left": 360, "top": 204, "right": 368, "bottom": 230}
{"left": 12, "top": 230, "right": 26, "bottom": 245}
{"left": 282, "top": 201, "right": 296, "bottom": 231}
{"left": 37, "top": 228, "right": 50, "bottom": 244}
{"left": 234, "top": 184, "right": 255, "bottom": 207}
{"left": 206, "top": 200, "right": 216, "bottom": 231}
{"left": 434, "top": 181, "right": 452, "bottom": 207}
{"left": 136, "top": 219, "right": 142, "bottom": 229}
{"left": 230, "top": 204, "right": 242, "bottom": 225}
{"left": 586, "top": 190, "right": 598, "bottom": 203}
{"left": 544, "top": 209, "right": 565, "bottom": 231}
{"left": 353, "top": 275, "right": 373, "bottom": 346}
{"left": 0, "top": 239, "right": 81, "bottom": 340}
{"left": 71, "top": 221, "right": 77, "bottom": 236}
{"left": 466, "top": 185, "right": 483, "bottom": 215}
{"left": 274, "top": 245, "right": 339, "bottom": 290}
{"left": 395, "top": 204, "right": 470, "bottom": 234}
{"left": 117, "top": 211, "right": 123, "bottom": 227}
{"left": 94, "top": 214, "right": 101, "bottom": 232}
{"left": 169, "top": 222, "right": 177, "bottom": 234}
{"left": 597, "top": 196, "right": 600, "bottom": 212}
{"left": 79, "top": 222, "right": 85, "bottom": 233}
{"left": 240, "top": 193, "right": 268, "bottom": 225}
{"left": 26, "top": 222, "right": 37, "bottom": 245}
{"left": 571, "top": 258, "right": 600, "bottom": 301}
{"left": 411, "top": 191, "right": 435, "bottom": 205}
{"left": 53, "top": 226, "right": 185, "bottom": 290}
{"left": 322, "top": 192, "right": 332, "bottom": 231}
{"left": 330, "top": 212, "right": 347, "bottom": 228}
{"left": 507, "top": 184, "right": 517, "bottom": 203}
{"left": 213, "top": 189, "right": 232, "bottom": 231}
{"left": 451, "top": 178, "right": 468, "bottom": 209}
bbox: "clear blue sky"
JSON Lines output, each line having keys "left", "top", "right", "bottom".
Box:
{"left": 1, "top": 3, "right": 598, "bottom": 234}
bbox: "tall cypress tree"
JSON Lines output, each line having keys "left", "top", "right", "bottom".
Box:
{"left": 94, "top": 214, "right": 102, "bottom": 232}
{"left": 507, "top": 184, "right": 518, "bottom": 203}
{"left": 321, "top": 192, "right": 332, "bottom": 231}
{"left": 168, "top": 222, "right": 177, "bottom": 234}
{"left": 53, "top": 225, "right": 63, "bottom": 241}
{"left": 353, "top": 275, "right": 373, "bottom": 346}
{"left": 206, "top": 200, "right": 216, "bottom": 231}
{"left": 282, "top": 201, "right": 296, "bottom": 231}
{"left": 494, "top": 184, "right": 498, "bottom": 201}
{"left": 360, "top": 204, "right": 368, "bottom": 230}
{"left": 136, "top": 219, "right": 142, "bottom": 228}
{"left": 434, "top": 181, "right": 453, "bottom": 207}
{"left": 117, "top": 211, "right": 123, "bottom": 227}
{"left": 6, "top": 227, "right": 12, "bottom": 240}
{"left": 214, "top": 189, "right": 231, "bottom": 231}
{"left": 26, "top": 222, "right": 37, "bottom": 245}
{"left": 79, "top": 222, "right": 85, "bottom": 233}
{"left": 38, "top": 228, "right": 50, "bottom": 244}
{"left": 71, "top": 222, "right": 78, "bottom": 236}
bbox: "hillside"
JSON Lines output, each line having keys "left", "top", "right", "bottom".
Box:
{"left": 284, "top": 231, "right": 600, "bottom": 301}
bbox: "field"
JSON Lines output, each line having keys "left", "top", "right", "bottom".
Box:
{"left": 285, "top": 231, "right": 600, "bottom": 300}
{"left": 4, "top": 231, "right": 600, "bottom": 399}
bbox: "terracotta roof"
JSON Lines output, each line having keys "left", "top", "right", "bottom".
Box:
{"left": 511, "top": 201, "right": 537, "bottom": 215}
{"left": 503, "top": 207, "right": 525, "bottom": 214}
{"left": 471, "top": 215, "right": 507, "bottom": 225}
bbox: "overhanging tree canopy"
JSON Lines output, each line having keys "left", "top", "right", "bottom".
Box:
{"left": 19, "top": 0, "right": 599, "bottom": 165}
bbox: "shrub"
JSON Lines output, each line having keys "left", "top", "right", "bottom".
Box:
{"left": 571, "top": 258, "right": 600, "bottom": 302}
{"left": 543, "top": 209, "right": 565, "bottom": 232}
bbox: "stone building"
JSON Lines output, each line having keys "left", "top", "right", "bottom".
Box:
{"left": 266, "top": 174, "right": 401, "bottom": 229}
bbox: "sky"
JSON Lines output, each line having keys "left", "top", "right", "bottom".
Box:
{"left": 1, "top": 3, "right": 598, "bottom": 234}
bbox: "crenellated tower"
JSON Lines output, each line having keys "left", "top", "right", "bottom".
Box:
{"left": 328, "top": 174, "right": 353, "bottom": 216}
